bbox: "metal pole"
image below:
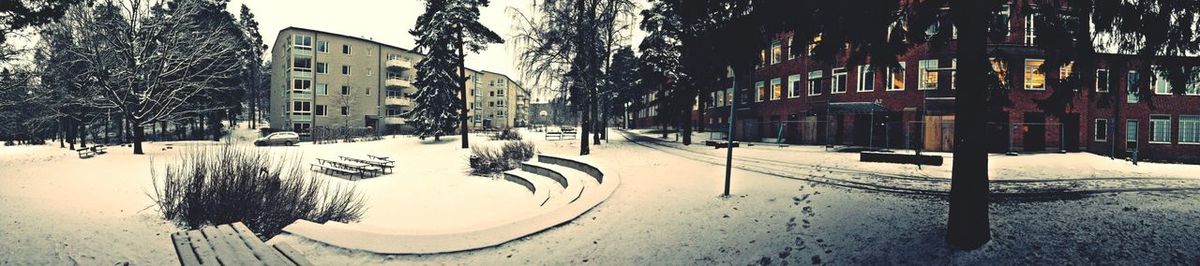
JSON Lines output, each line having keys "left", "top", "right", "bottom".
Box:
{"left": 723, "top": 66, "right": 737, "bottom": 197}
{"left": 869, "top": 110, "right": 875, "bottom": 148}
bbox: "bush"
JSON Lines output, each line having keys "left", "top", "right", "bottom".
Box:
{"left": 469, "top": 141, "right": 536, "bottom": 175}
{"left": 491, "top": 128, "right": 522, "bottom": 141}
{"left": 150, "top": 145, "right": 366, "bottom": 239}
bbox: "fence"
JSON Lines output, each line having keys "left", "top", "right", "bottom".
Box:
{"left": 711, "top": 119, "right": 1065, "bottom": 153}
{"left": 311, "top": 126, "right": 382, "bottom": 144}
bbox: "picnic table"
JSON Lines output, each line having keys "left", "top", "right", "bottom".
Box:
{"left": 171, "top": 222, "right": 312, "bottom": 266}
{"left": 311, "top": 158, "right": 369, "bottom": 179}
{"left": 339, "top": 155, "right": 394, "bottom": 174}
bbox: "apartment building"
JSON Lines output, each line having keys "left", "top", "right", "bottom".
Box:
{"left": 633, "top": 1, "right": 1200, "bottom": 162}
{"left": 269, "top": 27, "right": 527, "bottom": 134}
{"left": 468, "top": 70, "right": 530, "bottom": 129}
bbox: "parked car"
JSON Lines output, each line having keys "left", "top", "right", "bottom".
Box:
{"left": 254, "top": 131, "right": 300, "bottom": 146}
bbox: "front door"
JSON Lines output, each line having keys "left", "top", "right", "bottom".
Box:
{"left": 1126, "top": 120, "right": 1138, "bottom": 151}
{"left": 1023, "top": 112, "right": 1046, "bottom": 152}
{"left": 1063, "top": 114, "right": 1080, "bottom": 151}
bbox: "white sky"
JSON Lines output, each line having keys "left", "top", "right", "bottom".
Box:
{"left": 230, "top": 0, "right": 648, "bottom": 102}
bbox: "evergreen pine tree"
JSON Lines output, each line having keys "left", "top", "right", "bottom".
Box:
{"left": 408, "top": 0, "right": 465, "bottom": 141}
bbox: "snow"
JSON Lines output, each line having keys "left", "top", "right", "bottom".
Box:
{"left": 2, "top": 126, "right": 1199, "bottom": 264}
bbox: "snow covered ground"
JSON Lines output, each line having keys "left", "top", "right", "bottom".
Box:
{"left": 2, "top": 127, "right": 1199, "bottom": 264}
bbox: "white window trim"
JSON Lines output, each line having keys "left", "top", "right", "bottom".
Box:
{"left": 315, "top": 105, "right": 327, "bottom": 117}
{"left": 832, "top": 68, "right": 847, "bottom": 94}
{"left": 1094, "top": 119, "right": 1108, "bottom": 142}
{"left": 770, "top": 78, "right": 782, "bottom": 100}
{"left": 1149, "top": 114, "right": 1172, "bottom": 144}
{"left": 918, "top": 60, "right": 937, "bottom": 90}
{"left": 342, "top": 44, "right": 352, "bottom": 55}
{"left": 1024, "top": 59, "right": 1046, "bottom": 90}
{"left": 1152, "top": 67, "right": 1171, "bottom": 95}
{"left": 316, "top": 40, "right": 328, "bottom": 53}
{"left": 316, "top": 62, "right": 327, "bottom": 74}
{"left": 770, "top": 41, "right": 782, "bottom": 65}
{"left": 788, "top": 74, "right": 803, "bottom": 98}
{"left": 1024, "top": 13, "right": 1037, "bottom": 46}
{"left": 857, "top": 65, "right": 875, "bottom": 92}
{"left": 1097, "top": 69, "right": 1110, "bottom": 92}
{"left": 342, "top": 65, "right": 352, "bottom": 76}
{"left": 887, "top": 62, "right": 906, "bottom": 91}
{"left": 1127, "top": 70, "right": 1140, "bottom": 103}
{"left": 1179, "top": 115, "right": 1200, "bottom": 144}
{"left": 755, "top": 81, "right": 765, "bottom": 102}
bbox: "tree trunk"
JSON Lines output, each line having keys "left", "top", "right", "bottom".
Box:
{"left": 946, "top": 0, "right": 991, "bottom": 249}
{"left": 458, "top": 31, "right": 469, "bottom": 149}
{"left": 79, "top": 123, "right": 87, "bottom": 148}
{"left": 58, "top": 119, "right": 65, "bottom": 148}
{"left": 682, "top": 101, "right": 693, "bottom": 145}
{"left": 580, "top": 96, "right": 591, "bottom": 156}
{"left": 133, "top": 122, "right": 145, "bottom": 155}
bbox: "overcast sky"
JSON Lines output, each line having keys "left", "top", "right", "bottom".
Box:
{"left": 229, "top": 0, "right": 647, "bottom": 102}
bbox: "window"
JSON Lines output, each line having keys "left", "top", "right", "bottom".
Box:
{"left": 367, "top": 68, "right": 373, "bottom": 77}
{"left": 807, "top": 34, "right": 821, "bottom": 56}
{"left": 1180, "top": 115, "right": 1200, "bottom": 144}
{"left": 787, "top": 36, "right": 797, "bottom": 60}
{"left": 951, "top": 59, "right": 957, "bottom": 89}
{"left": 342, "top": 65, "right": 351, "bottom": 75}
{"left": 996, "top": 4, "right": 1011, "bottom": 37}
{"left": 291, "top": 79, "right": 311, "bottom": 92}
{"left": 342, "top": 44, "right": 352, "bottom": 54}
{"left": 770, "top": 41, "right": 782, "bottom": 65}
{"left": 770, "top": 78, "right": 782, "bottom": 100}
{"left": 497, "top": 100, "right": 506, "bottom": 107}
{"left": 316, "top": 41, "right": 328, "bottom": 53}
{"left": 919, "top": 59, "right": 938, "bottom": 90}
{"left": 788, "top": 74, "right": 803, "bottom": 98}
{"left": 808, "top": 70, "right": 823, "bottom": 96}
{"left": 341, "top": 106, "right": 349, "bottom": 116}
{"left": 857, "top": 65, "right": 875, "bottom": 92}
{"left": 365, "top": 87, "right": 370, "bottom": 95}
{"left": 315, "top": 105, "right": 327, "bottom": 116}
{"left": 757, "top": 49, "right": 766, "bottom": 68}
{"left": 1060, "top": 61, "right": 1074, "bottom": 79}
{"left": 1024, "top": 59, "right": 1045, "bottom": 90}
{"left": 888, "top": 62, "right": 905, "bottom": 91}
{"left": 497, "top": 89, "right": 505, "bottom": 96}
{"left": 755, "top": 81, "right": 766, "bottom": 102}
{"left": 316, "top": 83, "right": 328, "bottom": 95}
{"left": 291, "top": 101, "right": 311, "bottom": 112}
{"left": 832, "top": 68, "right": 847, "bottom": 93}
{"left": 1097, "top": 69, "right": 1110, "bottom": 92}
{"left": 1095, "top": 119, "right": 1108, "bottom": 142}
{"left": 1152, "top": 67, "right": 1170, "bottom": 95}
{"left": 726, "top": 87, "right": 734, "bottom": 105}
{"left": 293, "top": 35, "right": 312, "bottom": 49}
{"left": 991, "top": 58, "right": 1008, "bottom": 89}
{"left": 1024, "top": 13, "right": 1037, "bottom": 46}
{"left": 292, "top": 57, "right": 312, "bottom": 71}
{"left": 341, "top": 85, "right": 350, "bottom": 95}
{"left": 1127, "top": 70, "right": 1139, "bottom": 103}
{"left": 316, "top": 62, "right": 327, "bottom": 74}
{"left": 1150, "top": 115, "right": 1171, "bottom": 143}
{"left": 1126, "top": 120, "right": 1138, "bottom": 149}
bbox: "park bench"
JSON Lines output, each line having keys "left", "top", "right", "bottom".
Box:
{"left": 545, "top": 131, "right": 563, "bottom": 140}
{"left": 339, "top": 155, "right": 394, "bottom": 174}
{"left": 859, "top": 151, "right": 943, "bottom": 166}
{"left": 171, "top": 222, "right": 313, "bottom": 266}
{"left": 560, "top": 127, "right": 577, "bottom": 140}
{"left": 76, "top": 148, "right": 95, "bottom": 159}
{"left": 704, "top": 140, "right": 739, "bottom": 149}
{"left": 92, "top": 145, "right": 107, "bottom": 154}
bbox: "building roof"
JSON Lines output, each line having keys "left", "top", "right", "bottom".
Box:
{"left": 280, "top": 26, "right": 416, "bottom": 54}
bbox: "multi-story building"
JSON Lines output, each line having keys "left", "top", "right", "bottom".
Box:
{"left": 467, "top": 70, "right": 530, "bottom": 129}
{"left": 635, "top": 2, "right": 1200, "bottom": 162}
{"left": 269, "top": 27, "right": 527, "bottom": 134}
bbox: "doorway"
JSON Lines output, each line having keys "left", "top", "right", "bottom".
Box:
{"left": 1023, "top": 112, "right": 1046, "bottom": 152}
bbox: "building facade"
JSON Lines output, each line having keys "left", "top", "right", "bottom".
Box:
{"left": 633, "top": 2, "right": 1200, "bottom": 162}
{"left": 269, "top": 27, "right": 527, "bottom": 134}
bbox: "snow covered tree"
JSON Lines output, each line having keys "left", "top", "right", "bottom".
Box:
{"left": 237, "top": 4, "right": 267, "bottom": 129}
{"left": 605, "top": 46, "right": 639, "bottom": 129}
{"left": 408, "top": 0, "right": 467, "bottom": 141}
{"left": 0, "top": 0, "right": 82, "bottom": 61}
{"left": 55, "top": 0, "right": 245, "bottom": 154}
{"left": 414, "top": 0, "right": 502, "bottom": 147}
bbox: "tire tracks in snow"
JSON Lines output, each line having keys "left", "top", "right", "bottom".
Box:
{"left": 617, "top": 130, "right": 1200, "bottom": 198}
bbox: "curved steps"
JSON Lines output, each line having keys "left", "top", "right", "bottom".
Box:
{"left": 274, "top": 154, "right": 620, "bottom": 254}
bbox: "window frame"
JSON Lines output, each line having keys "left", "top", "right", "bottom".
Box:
{"left": 788, "top": 74, "right": 803, "bottom": 98}
{"left": 918, "top": 59, "right": 938, "bottom": 90}
{"left": 1024, "top": 12, "right": 1037, "bottom": 46}
{"left": 1127, "top": 70, "right": 1140, "bottom": 103}
{"left": 1024, "top": 59, "right": 1046, "bottom": 90}
{"left": 857, "top": 65, "right": 875, "bottom": 92}
{"left": 342, "top": 65, "right": 351, "bottom": 76}
{"left": 342, "top": 44, "right": 352, "bottom": 55}
{"left": 1152, "top": 66, "right": 1171, "bottom": 95}
{"left": 1094, "top": 119, "right": 1108, "bottom": 142}
{"left": 1096, "top": 69, "right": 1110, "bottom": 92}
{"left": 770, "top": 78, "right": 783, "bottom": 100}
{"left": 315, "top": 62, "right": 327, "bottom": 74}
{"left": 832, "top": 67, "right": 848, "bottom": 94}
{"left": 808, "top": 70, "right": 823, "bottom": 96}
{"left": 755, "top": 81, "right": 766, "bottom": 102}
{"left": 315, "top": 105, "right": 327, "bottom": 117}
{"left": 1179, "top": 115, "right": 1200, "bottom": 144}
{"left": 316, "top": 40, "right": 328, "bottom": 53}
{"left": 1149, "top": 114, "right": 1172, "bottom": 144}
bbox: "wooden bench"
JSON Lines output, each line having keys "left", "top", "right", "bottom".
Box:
{"left": 171, "top": 222, "right": 313, "bottom": 266}
{"left": 76, "top": 148, "right": 95, "bottom": 159}
{"left": 310, "top": 159, "right": 365, "bottom": 179}
{"left": 860, "top": 152, "right": 943, "bottom": 166}
{"left": 339, "top": 155, "right": 394, "bottom": 174}
{"left": 92, "top": 145, "right": 107, "bottom": 154}
{"left": 704, "top": 140, "right": 739, "bottom": 149}
{"left": 560, "top": 127, "right": 577, "bottom": 140}
{"left": 545, "top": 131, "right": 563, "bottom": 140}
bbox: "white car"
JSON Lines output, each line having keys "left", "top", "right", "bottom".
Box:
{"left": 254, "top": 131, "right": 300, "bottom": 146}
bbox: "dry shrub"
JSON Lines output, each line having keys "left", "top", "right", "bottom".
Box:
{"left": 469, "top": 141, "right": 536, "bottom": 175}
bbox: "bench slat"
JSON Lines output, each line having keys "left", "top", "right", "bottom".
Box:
{"left": 272, "top": 243, "right": 315, "bottom": 266}
{"left": 231, "top": 222, "right": 293, "bottom": 266}
{"left": 217, "top": 224, "right": 264, "bottom": 265}
{"left": 171, "top": 232, "right": 203, "bottom": 266}
{"left": 185, "top": 230, "right": 219, "bottom": 265}
{"left": 200, "top": 226, "right": 252, "bottom": 266}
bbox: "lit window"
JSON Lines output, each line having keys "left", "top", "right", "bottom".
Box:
{"left": 1150, "top": 115, "right": 1171, "bottom": 143}
{"left": 919, "top": 59, "right": 938, "bottom": 90}
{"left": 808, "top": 70, "right": 823, "bottom": 96}
{"left": 771, "top": 78, "right": 782, "bottom": 99}
{"left": 1024, "top": 13, "right": 1037, "bottom": 46}
{"left": 1060, "top": 61, "right": 1074, "bottom": 79}
{"left": 857, "top": 65, "right": 875, "bottom": 92}
{"left": 788, "top": 74, "right": 803, "bottom": 98}
{"left": 1024, "top": 59, "right": 1045, "bottom": 90}
{"left": 832, "top": 68, "right": 848, "bottom": 93}
{"left": 787, "top": 36, "right": 797, "bottom": 60}
{"left": 1180, "top": 115, "right": 1200, "bottom": 143}
{"left": 996, "top": 4, "right": 1011, "bottom": 37}
{"left": 755, "top": 81, "right": 766, "bottom": 102}
{"left": 771, "top": 41, "right": 783, "bottom": 65}
{"left": 1095, "top": 119, "right": 1108, "bottom": 142}
{"left": 888, "top": 62, "right": 905, "bottom": 91}
{"left": 726, "top": 87, "right": 734, "bottom": 105}
{"left": 951, "top": 59, "right": 957, "bottom": 89}
{"left": 808, "top": 34, "right": 822, "bottom": 56}
{"left": 992, "top": 58, "right": 1008, "bottom": 89}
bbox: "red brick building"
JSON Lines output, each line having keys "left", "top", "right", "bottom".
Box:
{"left": 678, "top": 2, "right": 1200, "bottom": 162}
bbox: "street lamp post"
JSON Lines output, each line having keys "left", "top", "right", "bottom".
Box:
{"left": 723, "top": 66, "right": 736, "bottom": 197}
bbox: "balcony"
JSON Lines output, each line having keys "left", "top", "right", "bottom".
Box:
{"left": 290, "top": 113, "right": 312, "bottom": 122}
{"left": 385, "top": 96, "right": 412, "bottom": 106}
{"left": 386, "top": 58, "right": 413, "bottom": 70}
{"left": 292, "top": 69, "right": 313, "bottom": 79}
{"left": 292, "top": 48, "right": 313, "bottom": 57}
{"left": 385, "top": 78, "right": 416, "bottom": 94}
{"left": 292, "top": 91, "right": 313, "bottom": 100}
{"left": 383, "top": 116, "right": 406, "bottom": 125}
